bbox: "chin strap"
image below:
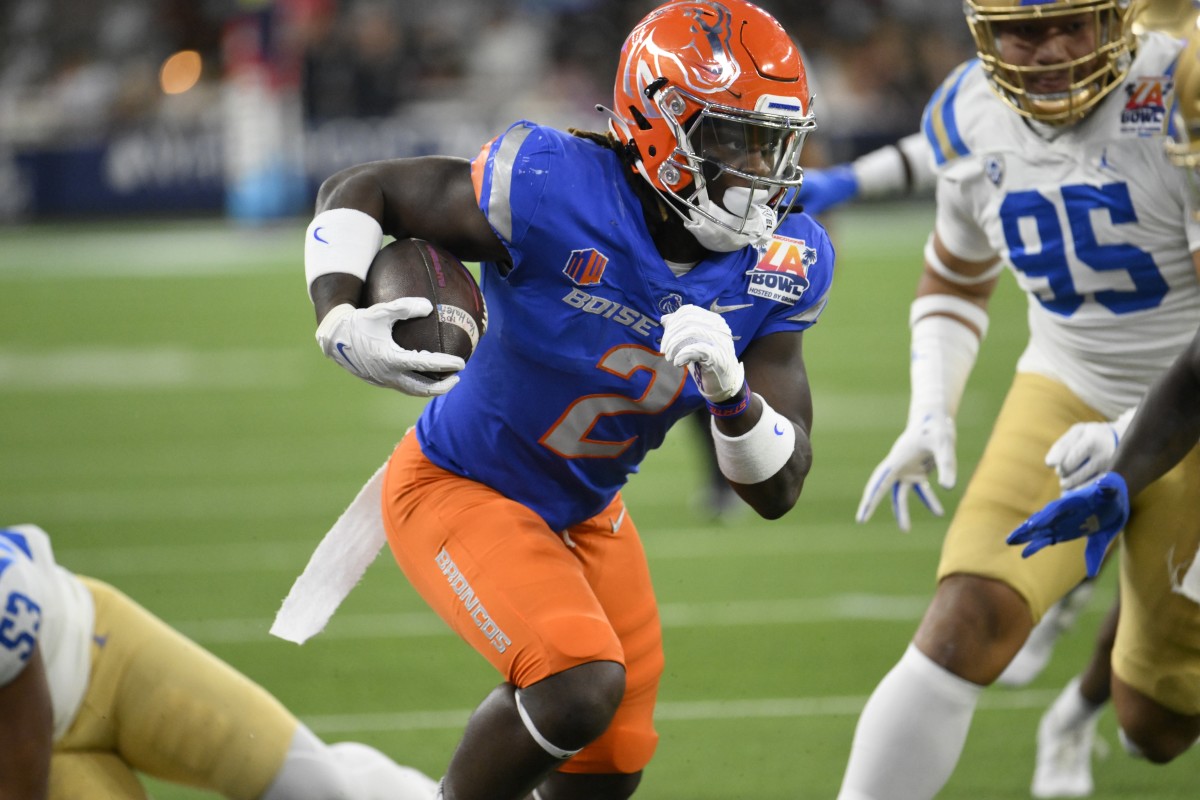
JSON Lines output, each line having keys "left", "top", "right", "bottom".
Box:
{"left": 687, "top": 186, "right": 778, "bottom": 252}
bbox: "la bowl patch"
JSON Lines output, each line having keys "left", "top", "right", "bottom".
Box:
{"left": 1121, "top": 76, "right": 1171, "bottom": 136}
{"left": 746, "top": 234, "right": 815, "bottom": 305}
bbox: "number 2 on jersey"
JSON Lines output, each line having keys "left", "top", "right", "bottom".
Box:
{"left": 1000, "top": 181, "right": 1167, "bottom": 316}
{"left": 540, "top": 344, "right": 685, "bottom": 458}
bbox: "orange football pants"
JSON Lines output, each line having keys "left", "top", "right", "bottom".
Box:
{"left": 382, "top": 431, "right": 663, "bottom": 774}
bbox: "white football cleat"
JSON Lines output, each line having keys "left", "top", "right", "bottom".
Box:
{"left": 999, "top": 580, "right": 1095, "bottom": 688}
{"left": 1032, "top": 678, "right": 1103, "bottom": 798}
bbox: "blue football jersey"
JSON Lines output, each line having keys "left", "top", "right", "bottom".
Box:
{"left": 415, "top": 122, "right": 835, "bottom": 530}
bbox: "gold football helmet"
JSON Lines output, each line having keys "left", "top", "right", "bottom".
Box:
{"left": 964, "top": 0, "right": 1138, "bottom": 125}
{"left": 1166, "top": 23, "right": 1200, "bottom": 211}
{"left": 1132, "top": 0, "right": 1199, "bottom": 37}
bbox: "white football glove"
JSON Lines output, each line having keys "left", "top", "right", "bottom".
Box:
{"left": 856, "top": 412, "right": 956, "bottom": 532}
{"left": 316, "top": 300, "right": 464, "bottom": 396}
{"left": 659, "top": 304, "right": 745, "bottom": 403}
{"left": 1046, "top": 408, "right": 1136, "bottom": 492}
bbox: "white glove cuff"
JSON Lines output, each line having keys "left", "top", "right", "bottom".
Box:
{"left": 1113, "top": 406, "right": 1137, "bottom": 439}
{"left": 315, "top": 303, "right": 355, "bottom": 357}
{"left": 710, "top": 394, "right": 795, "bottom": 484}
{"left": 305, "top": 208, "right": 384, "bottom": 300}
{"left": 908, "top": 300, "right": 981, "bottom": 424}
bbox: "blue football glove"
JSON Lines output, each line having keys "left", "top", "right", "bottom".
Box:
{"left": 793, "top": 164, "right": 859, "bottom": 216}
{"left": 1006, "top": 472, "right": 1130, "bottom": 578}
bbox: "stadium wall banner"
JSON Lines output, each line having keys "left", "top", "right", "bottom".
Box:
{"left": 8, "top": 115, "right": 490, "bottom": 221}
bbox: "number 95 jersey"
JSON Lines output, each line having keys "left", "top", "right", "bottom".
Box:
{"left": 925, "top": 32, "right": 1200, "bottom": 418}
{"left": 414, "top": 122, "right": 835, "bottom": 532}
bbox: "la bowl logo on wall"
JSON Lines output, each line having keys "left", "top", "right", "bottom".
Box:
{"left": 746, "top": 234, "right": 814, "bottom": 305}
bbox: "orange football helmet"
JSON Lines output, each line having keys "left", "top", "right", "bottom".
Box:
{"left": 605, "top": 0, "right": 816, "bottom": 250}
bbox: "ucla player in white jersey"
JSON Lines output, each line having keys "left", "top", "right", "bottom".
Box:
{"left": 298, "top": 2, "right": 831, "bottom": 798}
{"left": 842, "top": 1, "right": 1200, "bottom": 798}
{"left": 797, "top": 0, "right": 1200, "bottom": 217}
{"left": 0, "top": 523, "right": 436, "bottom": 799}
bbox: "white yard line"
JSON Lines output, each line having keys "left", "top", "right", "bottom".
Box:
{"left": 301, "top": 689, "right": 1060, "bottom": 734}
{"left": 0, "top": 347, "right": 305, "bottom": 390}
{"left": 170, "top": 594, "right": 992, "bottom": 645}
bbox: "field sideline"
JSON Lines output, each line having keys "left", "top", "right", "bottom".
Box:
{"left": 2, "top": 203, "right": 1195, "bottom": 798}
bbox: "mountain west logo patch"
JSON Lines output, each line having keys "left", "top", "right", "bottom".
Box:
{"left": 562, "top": 248, "right": 609, "bottom": 286}
{"left": 1121, "top": 76, "right": 1171, "bottom": 135}
{"left": 746, "top": 235, "right": 814, "bottom": 305}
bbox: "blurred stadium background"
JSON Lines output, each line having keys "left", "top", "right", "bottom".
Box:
{"left": 2, "top": 0, "right": 1198, "bottom": 797}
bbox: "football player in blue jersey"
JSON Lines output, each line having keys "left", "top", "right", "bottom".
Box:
{"left": 297, "top": 2, "right": 833, "bottom": 798}
{"left": 0, "top": 523, "right": 436, "bottom": 800}
{"left": 840, "top": 1, "right": 1200, "bottom": 799}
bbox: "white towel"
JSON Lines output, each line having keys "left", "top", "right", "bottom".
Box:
{"left": 271, "top": 460, "right": 389, "bottom": 644}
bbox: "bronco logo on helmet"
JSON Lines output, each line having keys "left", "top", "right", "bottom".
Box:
{"left": 601, "top": 0, "right": 817, "bottom": 252}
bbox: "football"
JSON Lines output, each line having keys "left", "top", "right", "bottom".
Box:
{"left": 362, "top": 238, "right": 487, "bottom": 375}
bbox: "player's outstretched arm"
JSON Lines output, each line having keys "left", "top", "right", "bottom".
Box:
{"left": 856, "top": 233, "right": 1000, "bottom": 531}
{"left": 0, "top": 647, "right": 54, "bottom": 800}
{"left": 304, "top": 158, "right": 507, "bottom": 395}
{"left": 796, "top": 132, "right": 936, "bottom": 216}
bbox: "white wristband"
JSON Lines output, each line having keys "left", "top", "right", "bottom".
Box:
{"left": 909, "top": 292, "right": 990, "bottom": 338}
{"left": 304, "top": 208, "right": 385, "bottom": 300}
{"left": 908, "top": 312, "right": 980, "bottom": 424}
{"left": 923, "top": 235, "right": 1004, "bottom": 287}
{"left": 710, "top": 394, "right": 796, "bottom": 484}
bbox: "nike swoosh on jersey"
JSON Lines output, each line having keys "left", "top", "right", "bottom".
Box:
{"left": 709, "top": 299, "right": 752, "bottom": 315}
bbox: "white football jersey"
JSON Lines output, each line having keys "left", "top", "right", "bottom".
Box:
{"left": 925, "top": 33, "right": 1200, "bottom": 418}
{"left": 0, "top": 524, "right": 93, "bottom": 740}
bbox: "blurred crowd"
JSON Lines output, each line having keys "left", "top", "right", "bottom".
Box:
{"left": 0, "top": 0, "right": 973, "bottom": 161}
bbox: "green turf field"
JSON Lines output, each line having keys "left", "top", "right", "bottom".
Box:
{"left": 2, "top": 204, "right": 1195, "bottom": 798}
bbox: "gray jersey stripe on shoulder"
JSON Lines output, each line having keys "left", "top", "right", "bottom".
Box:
{"left": 486, "top": 125, "right": 534, "bottom": 244}
{"left": 786, "top": 294, "right": 828, "bottom": 324}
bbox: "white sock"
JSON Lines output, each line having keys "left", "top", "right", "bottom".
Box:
{"left": 261, "top": 725, "right": 438, "bottom": 800}
{"left": 329, "top": 741, "right": 439, "bottom": 800}
{"left": 837, "top": 644, "right": 983, "bottom": 800}
{"left": 1047, "top": 677, "right": 1104, "bottom": 729}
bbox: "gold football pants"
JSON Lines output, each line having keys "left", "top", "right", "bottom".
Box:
{"left": 940, "top": 372, "right": 1200, "bottom": 714}
{"left": 50, "top": 578, "right": 297, "bottom": 799}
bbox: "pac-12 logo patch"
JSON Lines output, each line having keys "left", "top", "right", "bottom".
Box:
{"left": 562, "top": 248, "right": 609, "bottom": 286}
{"left": 746, "top": 235, "right": 814, "bottom": 305}
{"left": 984, "top": 155, "right": 1004, "bottom": 187}
{"left": 1121, "top": 76, "right": 1171, "bottom": 135}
